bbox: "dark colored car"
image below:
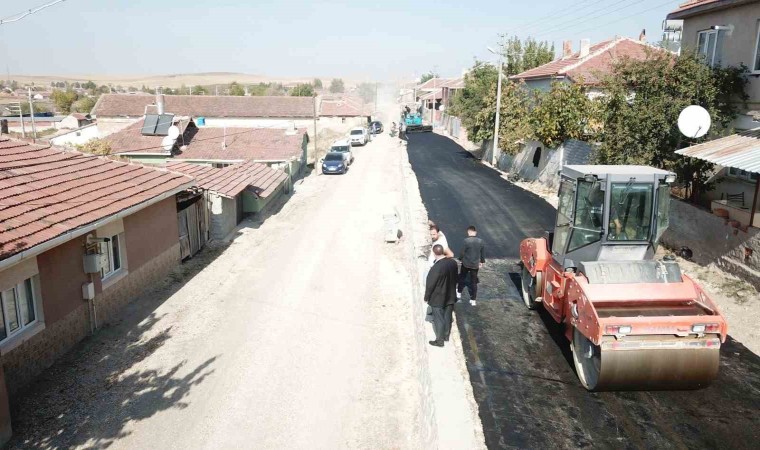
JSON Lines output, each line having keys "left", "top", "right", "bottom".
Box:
{"left": 369, "top": 121, "right": 383, "bottom": 134}
{"left": 322, "top": 152, "right": 348, "bottom": 174}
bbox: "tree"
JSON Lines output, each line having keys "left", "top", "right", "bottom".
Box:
{"left": 449, "top": 61, "right": 499, "bottom": 142}
{"left": 82, "top": 80, "right": 97, "bottom": 90}
{"left": 76, "top": 139, "right": 112, "bottom": 156}
{"left": 51, "top": 89, "right": 79, "bottom": 113}
{"left": 71, "top": 96, "right": 97, "bottom": 114}
{"left": 529, "top": 81, "right": 599, "bottom": 149}
{"left": 501, "top": 35, "right": 555, "bottom": 76}
{"left": 329, "top": 78, "right": 345, "bottom": 93}
{"left": 420, "top": 71, "right": 439, "bottom": 83}
{"left": 229, "top": 82, "right": 245, "bottom": 96}
{"left": 357, "top": 82, "right": 375, "bottom": 103}
{"left": 290, "top": 83, "right": 315, "bottom": 97}
{"left": 313, "top": 78, "right": 323, "bottom": 89}
{"left": 192, "top": 85, "right": 208, "bottom": 95}
{"left": 98, "top": 85, "right": 110, "bottom": 94}
{"left": 596, "top": 51, "right": 749, "bottom": 202}
{"left": 20, "top": 102, "right": 50, "bottom": 115}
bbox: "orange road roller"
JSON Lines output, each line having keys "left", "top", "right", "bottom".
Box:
{"left": 519, "top": 165, "right": 727, "bottom": 391}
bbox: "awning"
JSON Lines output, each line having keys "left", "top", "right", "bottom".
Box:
{"left": 675, "top": 128, "right": 760, "bottom": 173}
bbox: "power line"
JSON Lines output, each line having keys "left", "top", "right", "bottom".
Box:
{"left": 558, "top": 0, "right": 682, "bottom": 41}
{"left": 0, "top": 0, "right": 68, "bottom": 25}
{"left": 533, "top": 0, "right": 642, "bottom": 39}
{"left": 508, "top": 0, "right": 607, "bottom": 36}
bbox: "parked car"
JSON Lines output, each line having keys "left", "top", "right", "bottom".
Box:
{"left": 322, "top": 152, "right": 348, "bottom": 174}
{"left": 349, "top": 127, "right": 368, "bottom": 146}
{"left": 369, "top": 121, "right": 383, "bottom": 134}
{"left": 330, "top": 138, "right": 354, "bottom": 164}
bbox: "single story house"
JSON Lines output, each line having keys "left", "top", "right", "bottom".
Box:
{"left": 319, "top": 96, "right": 371, "bottom": 128}
{"left": 0, "top": 136, "right": 194, "bottom": 445}
{"left": 102, "top": 116, "right": 197, "bottom": 163}
{"left": 59, "top": 113, "right": 93, "bottom": 130}
{"left": 167, "top": 161, "right": 288, "bottom": 240}
{"left": 48, "top": 122, "right": 100, "bottom": 147}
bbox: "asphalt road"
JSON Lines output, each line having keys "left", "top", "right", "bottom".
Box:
{"left": 406, "top": 132, "right": 760, "bottom": 450}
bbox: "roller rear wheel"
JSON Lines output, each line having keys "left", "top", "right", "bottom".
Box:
{"left": 520, "top": 265, "right": 539, "bottom": 310}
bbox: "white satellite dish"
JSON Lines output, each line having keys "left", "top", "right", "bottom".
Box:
{"left": 167, "top": 125, "right": 180, "bottom": 139}
{"left": 161, "top": 136, "right": 176, "bottom": 151}
{"left": 678, "top": 105, "right": 711, "bottom": 139}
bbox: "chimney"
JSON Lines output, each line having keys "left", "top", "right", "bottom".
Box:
{"left": 579, "top": 39, "right": 590, "bottom": 58}
{"left": 0, "top": 119, "right": 8, "bottom": 135}
{"left": 639, "top": 29, "right": 647, "bottom": 42}
{"left": 563, "top": 40, "right": 573, "bottom": 59}
{"left": 156, "top": 93, "right": 165, "bottom": 115}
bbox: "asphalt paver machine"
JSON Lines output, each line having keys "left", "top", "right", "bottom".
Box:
{"left": 519, "top": 165, "right": 728, "bottom": 391}
{"left": 404, "top": 112, "right": 433, "bottom": 133}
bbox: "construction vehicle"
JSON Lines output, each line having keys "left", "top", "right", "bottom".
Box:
{"left": 519, "top": 165, "right": 727, "bottom": 391}
{"left": 404, "top": 112, "right": 432, "bottom": 133}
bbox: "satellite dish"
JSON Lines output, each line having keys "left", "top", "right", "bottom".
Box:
{"left": 161, "top": 136, "right": 176, "bottom": 151}
{"left": 678, "top": 105, "right": 711, "bottom": 139}
{"left": 439, "top": 105, "right": 445, "bottom": 112}
{"left": 167, "top": 125, "right": 180, "bottom": 139}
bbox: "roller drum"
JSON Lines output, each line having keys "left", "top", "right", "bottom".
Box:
{"left": 572, "top": 329, "right": 721, "bottom": 391}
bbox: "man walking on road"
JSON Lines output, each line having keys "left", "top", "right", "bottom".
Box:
{"left": 425, "top": 244, "right": 459, "bottom": 347}
{"left": 457, "top": 226, "right": 485, "bottom": 306}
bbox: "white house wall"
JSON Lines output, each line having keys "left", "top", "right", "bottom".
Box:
{"left": 50, "top": 125, "right": 100, "bottom": 147}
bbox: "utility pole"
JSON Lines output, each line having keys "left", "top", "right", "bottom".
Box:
{"left": 487, "top": 47, "right": 503, "bottom": 166}
{"left": 313, "top": 94, "right": 318, "bottom": 167}
{"left": 27, "top": 87, "right": 37, "bottom": 140}
{"left": 374, "top": 82, "right": 378, "bottom": 116}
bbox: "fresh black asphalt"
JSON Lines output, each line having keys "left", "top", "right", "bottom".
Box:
{"left": 406, "top": 132, "right": 760, "bottom": 449}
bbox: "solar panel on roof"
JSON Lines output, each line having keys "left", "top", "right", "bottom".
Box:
{"left": 155, "top": 114, "right": 175, "bottom": 136}
{"left": 141, "top": 114, "right": 159, "bottom": 135}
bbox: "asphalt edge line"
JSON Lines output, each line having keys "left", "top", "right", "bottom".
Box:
{"left": 398, "top": 141, "right": 487, "bottom": 449}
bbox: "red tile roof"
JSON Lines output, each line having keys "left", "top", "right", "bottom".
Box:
{"left": 441, "top": 78, "right": 465, "bottom": 89}
{"left": 0, "top": 136, "right": 194, "bottom": 261}
{"left": 92, "top": 94, "right": 315, "bottom": 119}
{"left": 320, "top": 100, "right": 364, "bottom": 117}
{"left": 667, "top": 0, "right": 739, "bottom": 18}
{"left": 418, "top": 89, "right": 443, "bottom": 101}
{"left": 166, "top": 161, "right": 287, "bottom": 198}
{"left": 104, "top": 118, "right": 196, "bottom": 155}
{"left": 173, "top": 127, "right": 307, "bottom": 162}
{"left": 511, "top": 37, "right": 661, "bottom": 86}
{"left": 417, "top": 78, "right": 452, "bottom": 90}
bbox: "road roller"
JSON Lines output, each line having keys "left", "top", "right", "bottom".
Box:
{"left": 519, "top": 165, "right": 728, "bottom": 391}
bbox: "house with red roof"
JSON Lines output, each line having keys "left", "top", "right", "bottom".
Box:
{"left": 510, "top": 36, "right": 657, "bottom": 94}
{"left": 0, "top": 136, "right": 197, "bottom": 444}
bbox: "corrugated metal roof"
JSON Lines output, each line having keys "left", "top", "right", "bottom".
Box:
{"left": 0, "top": 136, "right": 194, "bottom": 261}
{"left": 675, "top": 128, "right": 760, "bottom": 172}
{"left": 166, "top": 160, "right": 287, "bottom": 198}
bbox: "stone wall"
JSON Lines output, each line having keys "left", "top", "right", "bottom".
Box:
{"left": 95, "top": 243, "right": 181, "bottom": 325}
{"left": 209, "top": 195, "right": 238, "bottom": 241}
{"left": 662, "top": 199, "right": 760, "bottom": 289}
{"left": 2, "top": 304, "right": 89, "bottom": 397}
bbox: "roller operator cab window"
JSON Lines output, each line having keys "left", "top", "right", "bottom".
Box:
{"left": 568, "top": 180, "right": 604, "bottom": 252}
{"left": 654, "top": 184, "right": 671, "bottom": 244}
{"left": 608, "top": 183, "right": 654, "bottom": 241}
{"left": 553, "top": 178, "right": 575, "bottom": 255}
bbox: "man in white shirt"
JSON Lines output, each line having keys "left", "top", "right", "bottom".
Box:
{"left": 428, "top": 223, "right": 454, "bottom": 266}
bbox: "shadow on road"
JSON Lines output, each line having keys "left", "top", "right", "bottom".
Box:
{"left": 8, "top": 245, "right": 227, "bottom": 449}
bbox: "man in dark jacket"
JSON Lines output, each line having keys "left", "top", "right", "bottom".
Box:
{"left": 457, "top": 226, "right": 485, "bottom": 306}
{"left": 425, "top": 244, "right": 459, "bottom": 347}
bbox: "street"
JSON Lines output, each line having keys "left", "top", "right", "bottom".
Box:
{"left": 406, "top": 132, "right": 760, "bottom": 449}
{"left": 9, "top": 132, "right": 432, "bottom": 449}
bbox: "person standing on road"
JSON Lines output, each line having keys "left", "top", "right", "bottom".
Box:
{"left": 425, "top": 244, "right": 459, "bottom": 347}
{"left": 399, "top": 120, "right": 407, "bottom": 143}
{"left": 457, "top": 226, "right": 485, "bottom": 306}
{"left": 428, "top": 223, "right": 454, "bottom": 266}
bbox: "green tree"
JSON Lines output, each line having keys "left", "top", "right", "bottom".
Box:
{"left": 20, "top": 102, "right": 50, "bottom": 115}
{"left": 71, "top": 96, "right": 97, "bottom": 114}
{"left": 357, "top": 82, "right": 375, "bottom": 103}
{"left": 501, "top": 35, "right": 555, "bottom": 76}
{"left": 192, "top": 85, "right": 208, "bottom": 95}
{"left": 449, "top": 61, "right": 499, "bottom": 142}
{"left": 290, "top": 83, "right": 315, "bottom": 96}
{"left": 313, "top": 78, "right": 323, "bottom": 89}
{"left": 420, "top": 71, "right": 439, "bottom": 83}
{"left": 596, "top": 51, "right": 749, "bottom": 201}
{"left": 529, "top": 81, "right": 599, "bottom": 149}
{"left": 76, "top": 139, "right": 112, "bottom": 156}
{"left": 82, "top": 80, "right": 97, "bottom": 90}
{"left": 51, "top": 89, "right": 79, "bottom": 113}
{"left": 229, "top": 81, "right": 245, "bottom": 96}
{"left": 329, "top": 78, "right": 345, "bottom": 93}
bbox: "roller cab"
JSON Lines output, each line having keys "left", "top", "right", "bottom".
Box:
{"left": 519, "top": 165, "right": 728, "bottom": 391}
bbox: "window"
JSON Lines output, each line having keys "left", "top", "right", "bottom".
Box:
{"left": 753, "top": 21, "right": 760, "bottom": 73}
{"left": 212, "top": 163, "right": 232, "bottom": 169}
{"left": 568, "top": 180, "right": 604, "bottom": 252}
{"left": 552, "top": 178, "right": 575, "bottom": 255}
{"left": 728, "top": 167, "right": 759, "bottom": 182}
{"left": 654, "top": 184, "right": 671, "bottom": 244}
{"left": 532, "top": 147, "right": 542, "bottom": 168}
{"left": 608, "top": 183, "right": 654, "bottom": 241}
{"left": 100, "top": 233, "right": 124, "bottom": 279}
{"left": 696, "top": 29, "right": 722, "bottom": 67}
{"left": 0, "top": 277, "right": 39, "bottom": 342}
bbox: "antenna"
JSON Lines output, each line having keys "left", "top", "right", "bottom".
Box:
{"left": 161, "top": 136, "right": 175, "bottom": 151}
{"left": 678, "top": 105, "right": 711, "bottom": 139}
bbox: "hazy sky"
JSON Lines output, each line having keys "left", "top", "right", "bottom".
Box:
{"left": 0, "top": 0, "right": 683, "bottom": 81}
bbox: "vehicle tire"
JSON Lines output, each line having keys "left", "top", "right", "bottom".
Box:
{"left": 520, "top": 265, "right": 540, "bottom": 310}
{"left": 571, "top": 327, "right": 602, "bottom": 391}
